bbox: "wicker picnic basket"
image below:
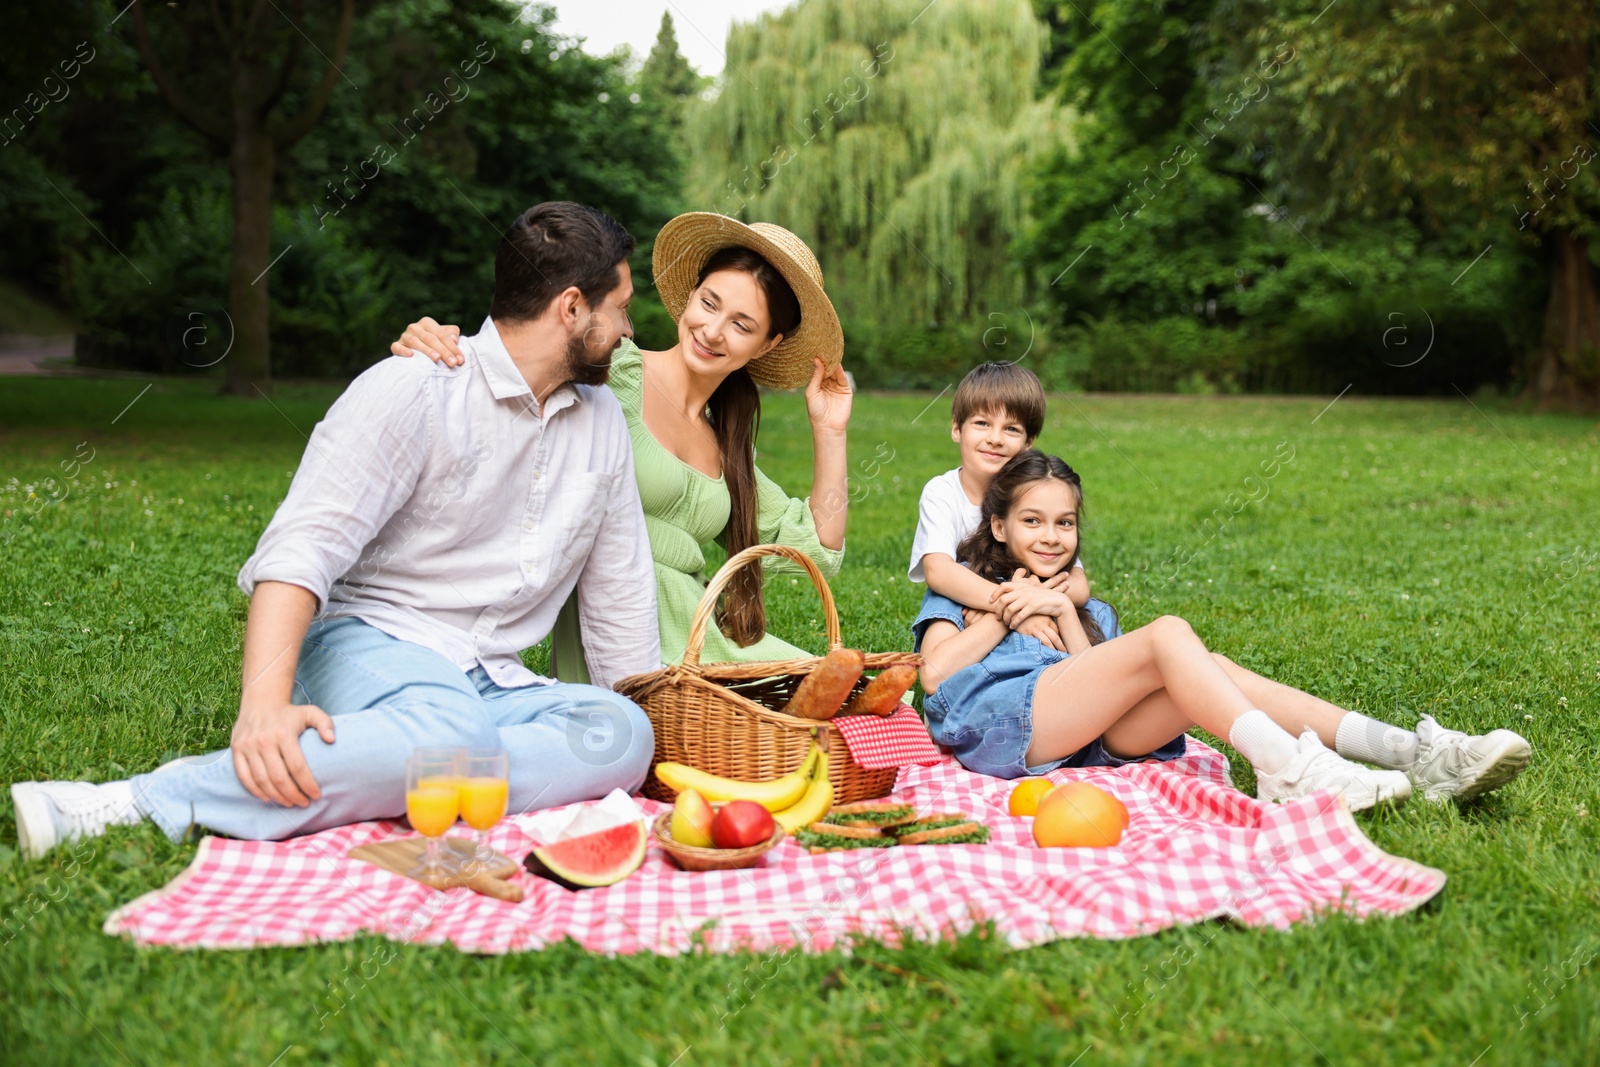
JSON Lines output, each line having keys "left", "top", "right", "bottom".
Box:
{"left": 615, "top": 544, "right": 921, "bottom": 807}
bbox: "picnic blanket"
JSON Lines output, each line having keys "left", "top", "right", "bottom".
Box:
{"left": 103, "top": 738, "right": 1446, "bottom": 955}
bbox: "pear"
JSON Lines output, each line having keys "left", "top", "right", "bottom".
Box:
{"left": 670, "top": 787, "right": 716, "bottom": 847}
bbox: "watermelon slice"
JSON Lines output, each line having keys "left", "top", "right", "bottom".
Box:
{"left": 523, "top": 818, "right": 648, "bottom": 890}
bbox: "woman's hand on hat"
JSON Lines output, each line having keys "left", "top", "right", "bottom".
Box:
{"left": 805, "top": 357, "right": 853, "bottom": 433}
{"left": 391, "top": 316, "right": 464, "bottom": 367}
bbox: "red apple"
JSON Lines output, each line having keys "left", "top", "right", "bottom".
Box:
{"left": 711, "top": 800, "right": 775, "bottom": 849}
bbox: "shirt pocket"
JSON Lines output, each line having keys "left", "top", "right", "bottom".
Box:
{"left": 550, "top": 471, "right": 613, "bottom": 567}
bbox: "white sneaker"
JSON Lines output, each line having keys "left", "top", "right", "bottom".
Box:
{"left": 11, "top": 780, "right": 144, "bottom": 860}
{"left": 1409, "top": 715, "right": 1531, "bottom": 802}
{"left": 1255, "top": 731, "right": 1413, "bottom": 813}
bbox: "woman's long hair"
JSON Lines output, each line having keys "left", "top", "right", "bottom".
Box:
{"left": 955, "top": 450, "right": 1110, "bottom": 645}
{"left": 698, "top": 245, "right": 802, "bottom": 646}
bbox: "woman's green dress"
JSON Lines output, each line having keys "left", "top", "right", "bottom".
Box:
{"left": 550, "top": 340, "right": 845, "bottom": 682}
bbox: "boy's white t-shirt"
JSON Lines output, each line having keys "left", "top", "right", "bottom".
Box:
{"left": 908, "top": 468, "right": 1086, "bottom": 583}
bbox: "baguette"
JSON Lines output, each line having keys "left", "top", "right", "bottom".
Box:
{"left": 779, "top": 648, "right": 866, "bottom": 721}
{"left": 840, "top": 664, "right": 918, "bottom": 717}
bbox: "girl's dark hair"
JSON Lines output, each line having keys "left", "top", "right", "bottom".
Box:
{"left": 699, "top": 245, "right": 802, "bottom": 646}
{"left": 955, "top": 450, "right": 1110, "bottom": 645}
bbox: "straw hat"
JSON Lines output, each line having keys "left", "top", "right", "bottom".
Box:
{"left": 652, "top": 212, "right": 844, "bottom": 390}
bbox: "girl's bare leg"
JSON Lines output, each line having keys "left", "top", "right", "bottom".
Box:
{"left": 1209, "top": 653, "right": 1348, "bottom": 747}
{"left": 1026, "top": 616, "right": 1255, "bottom": 766}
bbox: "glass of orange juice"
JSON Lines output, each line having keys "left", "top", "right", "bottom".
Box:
{"left": 405, "top": 754, "right": 461, "bottom": 879}
{"left": 458, "top": 748, "right": 510, "bottom": 866}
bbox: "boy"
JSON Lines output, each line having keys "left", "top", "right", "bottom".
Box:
{"left": 908, "top": 362, "right": 1090, "bottom": 649}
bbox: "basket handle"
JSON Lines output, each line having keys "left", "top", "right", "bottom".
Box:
{"left": 680, "top": 543, "right": 841, "bottom": 671}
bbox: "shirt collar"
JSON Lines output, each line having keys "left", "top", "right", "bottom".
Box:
{"left": 466, "top": 317, "right": 530, "bottom": 400}
{"left": 464, "top": 316, "right": 583, "bottom": 413}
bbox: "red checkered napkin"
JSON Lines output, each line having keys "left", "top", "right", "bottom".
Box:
{"left": 831, "top": 705, "right": 943, "bottom": 767}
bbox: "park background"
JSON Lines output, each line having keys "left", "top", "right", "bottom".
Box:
{"left": 2, "top": 1, "right": 1599, "bottom": 1065}
{"left": 3, "top": 0, "right": 1598, "bottom": 404}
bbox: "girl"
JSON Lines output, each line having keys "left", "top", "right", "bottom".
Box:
{"left": 913, "top": 451, "right": 1531, "bottom": 809}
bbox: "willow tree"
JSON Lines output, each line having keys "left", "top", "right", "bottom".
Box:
{"left": 687, "top": 0, "right": 1071, "bottom": 362}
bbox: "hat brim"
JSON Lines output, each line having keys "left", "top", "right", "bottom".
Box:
{"left": 652, "top": 213, "right": 843, "bottom": 390}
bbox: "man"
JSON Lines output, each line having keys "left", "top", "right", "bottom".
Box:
{"left": 12, "top": 201, "right": 661, "bottom": 858}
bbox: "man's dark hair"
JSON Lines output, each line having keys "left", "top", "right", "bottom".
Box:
{"left": 490, "top": 202, "right": 636, "bottom": 323}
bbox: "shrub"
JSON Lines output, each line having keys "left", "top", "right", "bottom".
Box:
{"left": 68, "top": 187, "right": 396, "bottom": 377}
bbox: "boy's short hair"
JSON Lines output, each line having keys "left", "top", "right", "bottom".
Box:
{"left": 951, "top": 361, "right": 1046, "bottom": 440}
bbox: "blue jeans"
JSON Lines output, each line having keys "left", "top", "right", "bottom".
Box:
{"left": 131, "top": 617, "right": 654, "bottom": 842}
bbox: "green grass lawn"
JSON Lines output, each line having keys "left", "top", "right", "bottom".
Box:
{"left": 2, "top": 375, "right": 1598, "bottom": 1066}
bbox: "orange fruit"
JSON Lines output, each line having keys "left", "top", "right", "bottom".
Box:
{"left": 1008, "top": 779, "right": 1058, "bottom": 817}
{"left": 1032, "top": 783, "right": 1128, "bottom": 848}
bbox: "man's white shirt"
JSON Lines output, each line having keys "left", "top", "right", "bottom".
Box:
{"left": 239, "top": 317, "right": 660, "bottom": 690}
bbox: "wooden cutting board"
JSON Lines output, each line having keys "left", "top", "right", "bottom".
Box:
{"left": 348, "top": 835, "right": 524, "bottom": 901}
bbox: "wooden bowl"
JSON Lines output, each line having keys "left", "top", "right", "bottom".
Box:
{"left": 651, "top": 812, "right": 785, "bottom": 872}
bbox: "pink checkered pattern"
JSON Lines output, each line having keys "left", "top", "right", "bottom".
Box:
{"left": 103, "top": 739, "right": 1445, "bottom": 955}
{"left": 831, "top": 705, "right": 944, "bottom": 768}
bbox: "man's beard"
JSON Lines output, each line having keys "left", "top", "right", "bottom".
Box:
{"left": 563, "top": 333, "right": 615, "bottom": 386}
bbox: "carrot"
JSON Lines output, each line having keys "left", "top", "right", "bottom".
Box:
{"left": 841, "top": 664, "right": 917, "bottom": 717}
{"left": 780, "top": 647, "right": 865, "bottom": 721}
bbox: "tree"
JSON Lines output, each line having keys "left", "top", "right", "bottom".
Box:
{"left": 1025, "top": 1, "right": 1257, "bottom": 332}
{"left": 1213, "top": 0, "right": 1600, "bottom": 410}
{"left": 1022, "top": 0, "right": 1536, "bottom": 396}
{"left": 622, "top": 12, "right": 705, "bottom": 345}
{"left": 129, "top": 0, "right": 355, "bottom": 395}
{"left": 638, "top": 12, "right": 705, "bottom": 107}
{"left": 0, "top": 0, "right": 117, "bottom": 297}
{"left": 687, "top": 0, "right": 1072, "bottom": 382}
{"left": 27, "top": 1, "right": 683, "bottom": 376}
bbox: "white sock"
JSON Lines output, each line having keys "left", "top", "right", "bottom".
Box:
{"left": 1227, "top": 709, "right": 1300, "bottom": 775}
{"left": 102, "top": 780, "right": 147, "bottom": 825}
{"left": 1334, "top": 713, "right": 1419, "bottom": 769}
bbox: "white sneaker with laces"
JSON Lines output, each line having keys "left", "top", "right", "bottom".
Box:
{"left": 1409, "top": 715, "right": 1531, "bottom": 802}
{"left": 1254, "top": 731, "right": 1412, "bottom": 813}
{"left": 11, "top": 780, "right": 144, "bottom": 860}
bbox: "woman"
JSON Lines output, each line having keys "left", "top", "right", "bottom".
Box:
{"left": 392, "top": 213, "right": 854, "bottom": 681}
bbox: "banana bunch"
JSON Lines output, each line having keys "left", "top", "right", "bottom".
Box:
{"left": 655, "top": 743, "right": 833, "bottom": 832}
